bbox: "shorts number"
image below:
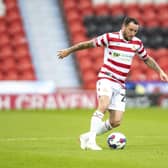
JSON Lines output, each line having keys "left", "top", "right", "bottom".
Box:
{"left": 121, "top": 94, "right": 126, "bottom": 102}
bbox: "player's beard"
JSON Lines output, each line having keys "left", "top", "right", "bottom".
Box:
{"left": 123, "top": 32, "right": 132, "bottom": 41}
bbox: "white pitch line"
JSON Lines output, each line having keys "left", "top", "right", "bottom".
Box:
{"left": 134, "top": 135, "right": 168, "bottom": 138}
{"left": 0, "top": 137, "right": 75, "bottom": 142}
{"left": 0, "top": 135, "right": 168, "bottom": 142}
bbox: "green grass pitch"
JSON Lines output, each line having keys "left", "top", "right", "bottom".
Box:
{"left": 0, "top": 107, "right": 168, "bottom": 168}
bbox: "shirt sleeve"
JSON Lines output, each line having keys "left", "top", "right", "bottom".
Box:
{"left": 137, "top": 41, "right": 148, "bottom": 60}
{"left": 93, "top": 33, "right": 109, "bottom": 47}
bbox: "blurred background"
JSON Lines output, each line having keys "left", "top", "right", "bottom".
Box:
{"left": 0, "top": 0, "right": 167, "bottom": 109}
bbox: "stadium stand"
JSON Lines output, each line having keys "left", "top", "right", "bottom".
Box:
{"left": 0, "top": 0, "right": 36, "bottom": 80}
{"left": 61, "top": 0, "right": 168, "bottom": 89}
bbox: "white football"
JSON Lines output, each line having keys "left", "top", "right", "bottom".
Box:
{"left": 107, "top": 132, "right": 126, "bottom": 149}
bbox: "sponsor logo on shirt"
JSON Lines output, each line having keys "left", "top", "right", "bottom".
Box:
{"left": 111, "top": 52, "right": 133, "bottom": 58}
{"left": 112, "top": 52, "right": 120, "bottom": 57}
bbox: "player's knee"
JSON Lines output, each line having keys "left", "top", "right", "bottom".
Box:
{"left": 110, "top": 120, "right": 121, "bottom": 128}
{"left": 98, "top": 103, "right": 109, "bottom": 113}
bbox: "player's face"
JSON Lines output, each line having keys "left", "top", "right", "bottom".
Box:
{"left": 122, "top": 22, "right": 139, "bottom": 41}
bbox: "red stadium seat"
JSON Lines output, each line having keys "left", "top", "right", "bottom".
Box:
{"left": 142, "top": 10, "right": 157, "bottom": 27}
{"left": 94, "top": 4, "right": 109, "bottom": 15}
{"left": 158, "top": 57, "right": 167, "bottom": 70}
{"left": 131, "top": 56, "right": 139, "bottom": 70}
{"left": 17, "top": 59, "right": 34, "bottom": 74}
{"left": 75, "top": 50, "right": 90, "bottom": 63}
{"left": 89, "top": 48, "right": 104, "bottom": 60}
{"left": 81, "top": 7, "right": 94, "bottom": 16}
{"left": 71, "top": 34, "right": 88, "bottom": 44}
{"left": 63, "top": 0, "right": 76, "bottom": 13}
{"left": 4, "top": 0, "right": 17, "bottom": 9}
{"left": 130, "top": 69, "right": 147, "bottom": 81}
{"left": 82, "top": 69, "right": 97, "bottom": 88}
{"left": 68, "top": 22, "right": 86, "bottom": 37}
{"left": 65, "top": 10, "right": 82, "bottom": 25}
{"left": 11, "top": 32, "right": 27, "bottom": 48}
{"left": 146, "top": 69, "right": 160, "bottom": 81}
{"left": 157, "top": 11, "right": 168, "bottom": 27}
{"left": 139, "top": 3, "right": 156, "bottom": 13}
{"left": 94, "top": 56, "right": 103, "bottom": 72}
{"left": 146, "top": 20, "right": 159, "bottom": 28}
{"left": 78, "top": 0, "right": 92, "bottom": 11}
{"left": 16, "top": 56, "right": 35, "bottom": 80}
{"left": 140, "top": 62, "right": 148, "bottom": 72}
{"left": 1, "top": 58, "right": 16, "bottom": 73}
{"left": 146, "top": 48, "right": 156, "bottom": 58}
{"left": 14, "top": 44, "right": 30, "bottom": 58}
{"left": 110, "top": 4, "right": 124, "bottom": 16}
{"left": 78, "top": 0, "right": 94, "bottom": 16}
{"left": 6, "top": 6, "right": 21, "bottom": 23}
{"left": 8, "top": 18, "right": 24, "bottom": 35}
{"left": 19, "top": 70, "right": 36, "bottom": 80}
{"left": 5, "top": 70, "right": 19, "bottom": 80}
{"left": 154, "top": 48, "right": 168, "bottom": 61}
{"left": 0, "top": 45, "right": 13, "bottom": 59}
{"left": 83, "top": 81, "right": 96, "bottom": 89}
{"left": 155, "top": 48, "right": 168, "bottom": 56}
{"left": 155, "top": 3, "right": 168, "bottom": 12}
{"left": 78, "top": 57, "right": 93, "bottom": 74}
{"left": 0, "top": 34, "right": 10, "bottom": 47}
{"left": 0, "top": 72, "right": 5, "bottom": 80}
{"left": 0, "top": 18, "right": 7, "bottom": 33}
{"left": 161, "top": 20, "right": 168, "bottom": 28}
{"left": 124, "top": 3, "right": 140, "bottom": 13}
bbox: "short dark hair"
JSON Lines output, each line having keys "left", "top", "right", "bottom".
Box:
{"left": 123, "top": 17, "right": 139, "bottom": 26}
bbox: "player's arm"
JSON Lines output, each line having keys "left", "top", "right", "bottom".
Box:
{"left": 144, "top": 56, "right": 168, "bottom": 82}
{"left": 57, "top": 40, "right": 95, "bottom": 59}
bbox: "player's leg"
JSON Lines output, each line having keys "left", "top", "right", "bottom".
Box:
{"left": 108, "top": 109, "right": 124, "bottom": 128}
{"left": 80, "top": 79, "right": 111, "bottom": 150}
{"left": 90, "top": 95, "right": 110, "bottom": 134}
{"left": 86, "top": 95, "right": 111, "bottom": 150}
{"left": 80, "top": 95, "right": 110, "bottom": 150}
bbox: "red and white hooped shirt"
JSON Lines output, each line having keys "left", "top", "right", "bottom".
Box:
{"left": 93, "top": 30, "right": 148, "bottom": 88}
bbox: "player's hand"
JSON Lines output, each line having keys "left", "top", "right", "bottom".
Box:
{"left": 57, "top": 49, "right": 70, "bottom": 59}
{"left": 159, "top": 71, "right": 168, "bottom": 82}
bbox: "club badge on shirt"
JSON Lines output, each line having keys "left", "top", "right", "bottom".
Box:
{"left": 131, "top": 45, "right": 137, "bottom": 51}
